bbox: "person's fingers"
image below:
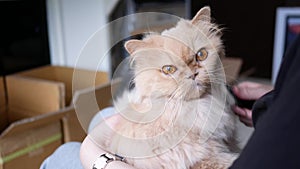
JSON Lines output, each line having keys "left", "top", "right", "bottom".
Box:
{"left": 232, "top": 106, "right": 245, "bottom": 116}
{"left": 235, "top": 81, "right": 263, "bottom": 89}
{"left": 232, "top": 84, "right": 261, "bottom": 100}
{"left": 232, "top": 106, "right": 252, "bottom": 119}
{"left": 232, "top": 106, "right": 253, "bottom": 127}
{"left": 232, "top": 81, "right": 273, "bottom": 100}
{"left": 238, "top": 116, "right": 253, "bottom": 127}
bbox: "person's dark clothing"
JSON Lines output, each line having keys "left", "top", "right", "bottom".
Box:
{"left": 230, "top": 35, "right": 300, "bottom": 169}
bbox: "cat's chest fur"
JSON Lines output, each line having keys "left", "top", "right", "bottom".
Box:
{"left": 102, "top": 92, "right": 238, "bottom": 169}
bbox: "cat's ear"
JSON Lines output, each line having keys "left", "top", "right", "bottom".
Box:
{"left": 124, "top": 40, "right": 147, "bottom": 55}
{"left": 191, "top": 6, "right": 211, "bottom": 24}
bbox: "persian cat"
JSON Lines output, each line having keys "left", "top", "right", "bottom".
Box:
{"left": 93, "top": 6, "right": 239, "bottom": 169}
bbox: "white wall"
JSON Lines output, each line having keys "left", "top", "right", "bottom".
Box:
{"left": 46, "top": 0, "right": 119, "bottom": 75}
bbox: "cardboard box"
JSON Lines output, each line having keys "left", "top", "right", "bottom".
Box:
{"left": 0, "top": 113, "right": 64, "bottom": 169}
{"left": 63, "top": 80, "right": 120, "bottom": 142}
{"left": 4, "top": 65, "right": 109, "bottom": 139}
{"left": 0, "top": 76, "right": 64, "bottom": 169}
{"left": 0, "top": 77, "right": 7, "bottom": 130}
{"left": 70, "top": 79, "right": 122, "bottom": 133}
{"left": 5, "top": 65, "right": 108, "bottom": 121}
{"left": 0, "top": 66, "right": 110, "bottom": 169}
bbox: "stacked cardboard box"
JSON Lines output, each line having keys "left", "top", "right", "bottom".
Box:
{"left": 0, "top": 65, "right": 110, "bottom": 169}
{"left": 0, "top": 75, "right": 65, "bottom": 169}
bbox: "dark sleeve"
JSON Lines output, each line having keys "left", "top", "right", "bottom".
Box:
{"left": 251, "top": 90, "right": 275, "bottom": 128}
{"left": 229, "top": 35, "right": 300, "bottom": 169}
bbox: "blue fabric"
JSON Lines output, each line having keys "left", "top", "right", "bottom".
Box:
{"left": 40, "top": 142, "right": 83, "bottom": 169}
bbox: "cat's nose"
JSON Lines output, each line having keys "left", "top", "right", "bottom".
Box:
{"left": 188, "top": 72, "right": 199, "bottom": 80}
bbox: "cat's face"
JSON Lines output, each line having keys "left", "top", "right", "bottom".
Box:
{"left": 125, "top": 7, "right": 224, "bottom": 101}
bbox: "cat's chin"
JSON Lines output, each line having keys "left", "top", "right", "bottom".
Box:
{"left": 172, "top": 90, "right": 206, "bottom": 101}
{"left": 163, "top": 87, "right": 207, "bottom": 101}
{"left": 183, "top": 85, "right": 208, "bottom": 101}
{"left": 183, "top": 93, "right": 205, "bottom": 101}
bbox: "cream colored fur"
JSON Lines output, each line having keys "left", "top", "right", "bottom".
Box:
{"left": 91, "top": 6, "right": 239, "bottom": 169}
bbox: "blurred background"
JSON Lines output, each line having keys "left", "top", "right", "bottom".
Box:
{"left": 0, "top": 0, "right": 299, "bottom": 80}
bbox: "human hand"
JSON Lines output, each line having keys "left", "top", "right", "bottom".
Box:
{"left": 80, "top": 114, "right": 137, "bottom": 169}
{"left": 231, "top": 81, "right": 273, "bottom": 127}
{"left": 80, "top": 114, "right": 120, "bottom": 169}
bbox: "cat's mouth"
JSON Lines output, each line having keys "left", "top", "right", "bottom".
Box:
{"left": 179, "top": 81, "right": 207, "bottom": 101}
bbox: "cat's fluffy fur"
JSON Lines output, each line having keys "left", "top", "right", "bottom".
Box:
{"left": 92, "top": 6, "right": 239, "bottom": 169}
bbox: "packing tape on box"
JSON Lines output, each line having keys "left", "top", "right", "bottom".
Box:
{"left": 0, "top": 133, "right": 62, "bottom": 165}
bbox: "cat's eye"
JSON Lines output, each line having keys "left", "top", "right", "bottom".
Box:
{"left": 196, "top": 48, "right": 208, "bottom": 61}
{"left": 161, "top": 65, "right": 177, "bottom": 75}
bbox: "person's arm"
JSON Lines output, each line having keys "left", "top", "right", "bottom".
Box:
{"left": 230, "top": 35, "right": 300, "bottom": 169}
{"left": 231, "top": 81, "right": 273, "bottom": 127}
{"left": 230, "top": 72, "right": 300, "bottom": 169}
{"left": 80, "top": 115, "right": 137, "bottom": 169}
{"left": 80, "top": 135, "right": 136, "bottom": 169}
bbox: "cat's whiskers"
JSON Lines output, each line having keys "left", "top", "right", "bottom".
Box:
{"left": 205, "top": 69, "right": 227, "bottom": 77}
{"left": 207, "top": 79, "right": 227, "bottom": 86}
{"left": 161, "top": 82, "right": 188, "bottom": 125}
{"left": 194, "top": 64, "right": 238, "bottom": 85}
{"left": 205, "top": 70, "right": 232, "bottom": 85}
{"left": 166, "top": 80, "right": 185, "bottom": 102}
